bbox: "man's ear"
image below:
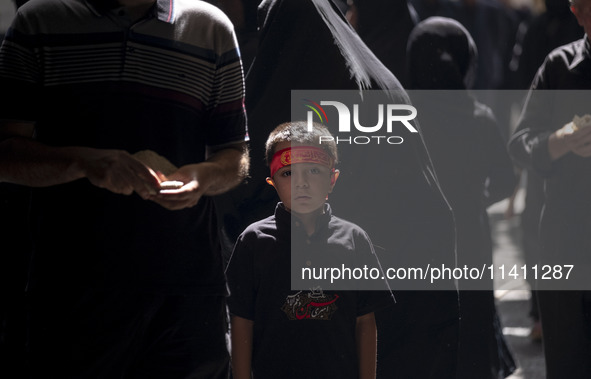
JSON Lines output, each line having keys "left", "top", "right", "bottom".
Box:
{"left": 266, "top": 177, "right": 275, "bottom": 187}
{"left": 329, "top": 169, "right": 340, "bottom": 190}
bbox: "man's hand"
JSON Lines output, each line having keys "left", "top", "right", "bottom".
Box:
{"left": 148, "top": 164, "right": 207, "bottom": 210}
{"left": 81, "top": 149, "right": 162, "bottom": 199}
{"left": 549, "top": 121, "right": 591, "bottom": 159}
{"left": 148, "top": 143, "right": 249, "bottom": 211}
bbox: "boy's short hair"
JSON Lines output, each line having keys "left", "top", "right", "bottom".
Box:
{"left": 265, "top": 121, "right": 338, "bottom": 166}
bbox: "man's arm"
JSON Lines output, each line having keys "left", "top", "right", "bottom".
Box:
{"left": 230, "top": 315, "right": 254, "bottom": 379}
{"left": 509, "top": 48, "right": 591, "bottom": 172}
{"left": 149, "top": 142, "right": 249, "bottom": 210}
{"left": 356, "top": 312, "right": 377, "bottom": 379}
{"left": 0, "top": 120, "right": 162, "bottom": 198}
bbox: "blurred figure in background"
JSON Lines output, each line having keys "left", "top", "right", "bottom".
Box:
{"left": 507, "top": 0, "right": 583, "bottom": 344}
{"left": 508, "top": 0, "right": 591, "bottom": 376}
{"left": 407, "top": 17, "right": 517, "bottom": 379}
{"left": 511, "top": 0, "right": 583, "bottom": 89}
{"left": 410, "top": 0, "right": 519, "bottom": 91}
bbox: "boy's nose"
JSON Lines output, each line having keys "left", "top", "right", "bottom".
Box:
{"left": 293, "top": 173, "right": 309, "bottom": 188}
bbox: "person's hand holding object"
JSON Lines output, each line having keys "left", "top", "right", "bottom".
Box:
{"left": 550, "top": 114, "right": 591, "bottom": 159}
{"left": 133, "top": 150, "right": 207, "bottom": 210}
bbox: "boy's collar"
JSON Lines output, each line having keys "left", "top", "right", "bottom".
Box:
{"left": 275, "top": 202, "right": 332, "bottom": 234}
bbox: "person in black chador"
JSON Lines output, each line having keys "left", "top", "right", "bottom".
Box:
{"left": 345, "top": 0, "right": 419, "bottom": 87}
{"left": 407, "top": 16, "right": 517, "bottom": 379}
{"left": 216, "top": 1, "right": 460, "bottom": 378}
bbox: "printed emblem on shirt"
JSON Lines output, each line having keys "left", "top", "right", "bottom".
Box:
{"left": 281, "top": 287, "right": 339, "bottom": 320}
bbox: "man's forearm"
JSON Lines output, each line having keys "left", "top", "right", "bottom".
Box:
{"left": 0, "top": 136, "right": 161, "bottom": 198}
{"left": 0, "top": 136, "right": 87, "bottom": 187}
{"left": 200, "top": 143, "right": 249, "bottom": 196}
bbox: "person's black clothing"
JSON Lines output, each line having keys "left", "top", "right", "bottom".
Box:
{"left": 352, "top": 0, "right": 419, "bottom": 87}
{"left": 407, "top": 17, "right": 517, "bottom": 378}
{"left": 511, "top": 0, "right": 583, "bottom": 89}
{"left": 407, "top": 16, "right": 478, "bottom": 89}
{"left": 226, "top": 203, "right": 392, "bottom": 379}
{"left": 410, "top": 0, "right": 519, "bottom": 90}
{"left": 508, "top": 35, "right": 591, "bottom": 379}
{"left": 506, "top": 0, "right": 582, "bottom": 329}
{"left": 509, "top": 38, "right": 591, "bottom": 256}
{"left": 28, "top": 292, "right": 230, "bottom": 378}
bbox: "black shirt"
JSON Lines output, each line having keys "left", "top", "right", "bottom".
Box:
{"left": 226, "top": 203, "right": 393, "bottom": 379}
{"left": 509, "top": 36, "right": 591, "bottom": 268}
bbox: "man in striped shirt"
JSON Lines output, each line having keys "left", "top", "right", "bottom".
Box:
{"left": 0, "top": 0, "right": 248, "bottom": 377}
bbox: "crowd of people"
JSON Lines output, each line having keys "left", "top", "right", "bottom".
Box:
{"left": 0, "top": 0, "right": 589, "bottom": 378}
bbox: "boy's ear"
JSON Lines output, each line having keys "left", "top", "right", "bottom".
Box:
{"left": 571, "top": 5, "right": 582, "bottom": 24}
{"left": 266, "top": 177, "right": 275, "bottom": 187}
{"left": 329, "top": 169, "right": 340, "bottom": 190}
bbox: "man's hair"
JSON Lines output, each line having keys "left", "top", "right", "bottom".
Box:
{"left": 265, "top": 121, "right": 338, "bottom": 166}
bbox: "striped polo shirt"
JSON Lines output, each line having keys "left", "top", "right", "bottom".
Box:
{"left": 0, "top": 0, "right": 247, "bottom": 148}
{"left": 0, "top": 0, "right": 247, "bottom": 295}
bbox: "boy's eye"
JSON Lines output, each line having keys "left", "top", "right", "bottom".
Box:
{"left": 310, "top": 168, "right": 321, "bottom": 174}
{"left": 281, "top": 170, "right": 291, "bottom": 177}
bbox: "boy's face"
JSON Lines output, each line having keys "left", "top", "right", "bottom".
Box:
{"left": 267, "top": 142, "right": 338, "bottom": 215}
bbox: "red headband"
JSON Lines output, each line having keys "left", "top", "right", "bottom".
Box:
{"left": 270, "top": 146, "right": 334, "bottom": 178}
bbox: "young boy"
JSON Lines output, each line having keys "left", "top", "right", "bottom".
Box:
{"left": 226, "top": 121, "right": 393, "bottom": 379}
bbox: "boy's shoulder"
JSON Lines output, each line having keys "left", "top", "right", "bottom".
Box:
{"left": 328, "top": 212, "right": 370, "bottom": 240}
{"left": 237, "top": 208, "right": 287, "bottom": 245}
{"left": 238, "top": 202, "right": 291, "bottom": 237}
{"left": 240, "top": 214, "right": 278, "bottom": 236}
